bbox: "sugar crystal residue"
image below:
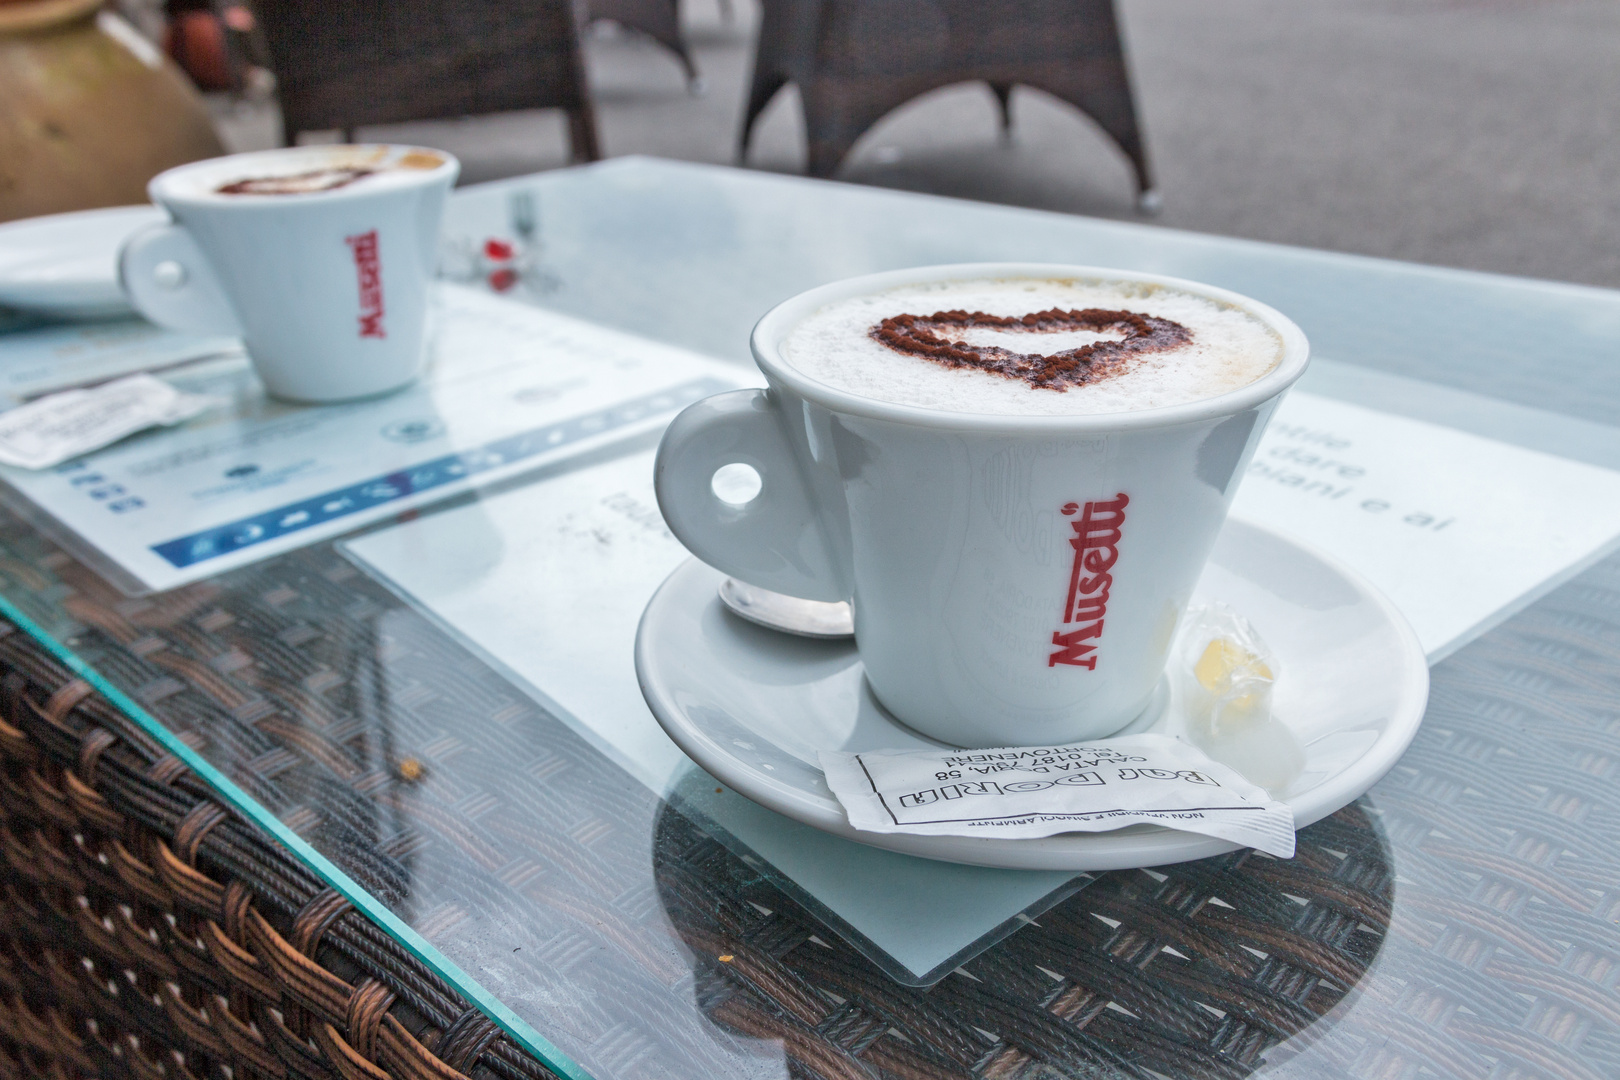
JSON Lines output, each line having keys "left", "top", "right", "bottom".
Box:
{"left": 781, "top": 278, "right": 1283, "bottom": 415}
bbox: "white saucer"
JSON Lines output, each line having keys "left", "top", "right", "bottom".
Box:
{"left": 636, "top": 518, "right": 1428, "bottom": 871}
{"left": 0, "top": 205, "right": 167, "bottom": 318}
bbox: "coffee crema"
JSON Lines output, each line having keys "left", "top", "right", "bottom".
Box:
{"left": 782, "top": 278, "right": 1283, "bottom": 416}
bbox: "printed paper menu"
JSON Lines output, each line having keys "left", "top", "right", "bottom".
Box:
{"left": 0, "top": 286, "right": 743, "bottom": 592}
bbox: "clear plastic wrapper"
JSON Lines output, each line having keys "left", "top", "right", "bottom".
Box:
{"left": 1176, "top": 602, "right": 1304, "bottom": 795}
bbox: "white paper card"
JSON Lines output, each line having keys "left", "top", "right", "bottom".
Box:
{"left": 348, "top": 451, "right": 704, "bottom": 794}
{"left": 341, "top": 449, "right": 1080, "bottom": 982}
{"left": 0, "top": 374, "right": 218, "bottom": 469}
{"left": 1235, "top": 391, "right": 1620, "bottom": 659}
{"left": 0, "top": 286, "right": 739, "bottom": 592}
{"left": 820, "top": 735, "right": 1296, "bottom": 857}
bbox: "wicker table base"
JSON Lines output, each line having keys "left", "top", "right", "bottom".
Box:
{"left": 0, "top": 606, "right": 1394, "bottom": 1080}
{"left": 0, "top": 624, "right": 559, "bottom": 1080}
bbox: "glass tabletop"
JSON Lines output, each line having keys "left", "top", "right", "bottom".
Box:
{"left": 1, "top": 158, "right": 1618, "bottom": 1080}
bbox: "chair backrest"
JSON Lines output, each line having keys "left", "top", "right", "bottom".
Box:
{"left": 253, "top": 0, "right": 593, "bottom": 143}
{"left": 811, "top": 0, "right": 1128, "bottom": 76}
{"left": 746, "top": 0, "right": 1147, "bottom": 192}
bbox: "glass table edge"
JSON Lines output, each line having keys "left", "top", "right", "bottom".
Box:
{"left": 0, "top": 586, "right": 598, "bottom": 1080}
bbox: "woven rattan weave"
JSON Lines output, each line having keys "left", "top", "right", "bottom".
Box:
{"left": 0, "top": 623, "right": 561, "bottom": 1080}
{"left": 0, "top": 502, "right": 1617, "bottom": 1079}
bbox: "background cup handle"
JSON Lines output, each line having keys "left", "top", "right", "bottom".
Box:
{"left": 118, "top": 222, "right": 245, "bottom": 336}
{"left": 654, "top": 388, "right": 846, "bottom": 602}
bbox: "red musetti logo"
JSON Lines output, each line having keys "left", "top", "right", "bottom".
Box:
{"left": 345, "top": 229, "right": 386, "bottom": 338}
{"left": 1049, "top": 493, "right": 1129, "bottom": 669}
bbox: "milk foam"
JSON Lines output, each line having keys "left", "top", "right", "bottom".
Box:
{"left": 162, "top": 146, "right": 448, "bottom": 201}
{"left": 781, "top": 278, "right": 1282, "bottom": 415}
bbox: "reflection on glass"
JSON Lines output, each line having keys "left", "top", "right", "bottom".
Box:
{"left": 656, "top": 798, "right": 1392, "bottom": 1078}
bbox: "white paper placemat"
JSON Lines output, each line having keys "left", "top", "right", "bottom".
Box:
{"left": 342, "top": 449, "right": 1083, "bottom": 983}
{"left": 0, "top": 286, "right": 741, "bottom": 592}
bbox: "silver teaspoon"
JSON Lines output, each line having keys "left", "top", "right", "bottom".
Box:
{"left": 718, "top": 578, "right": 854, "bottom": 639}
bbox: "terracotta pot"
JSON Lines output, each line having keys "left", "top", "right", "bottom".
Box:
{"left": 0, "top": 0, "right": 224, "bottom": 222}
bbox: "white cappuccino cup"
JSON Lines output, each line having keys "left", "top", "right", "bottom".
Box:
{"left": 120, "top": 145, "right": 459, "bottom": 402}
{"left": 654, "top": 264, "right": 1310, "bottom": 748}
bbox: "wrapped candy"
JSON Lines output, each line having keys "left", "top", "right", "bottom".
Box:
{"left": 1183, "top": 602, "right": 1275, "bottom": 733}
{"left": 436, "top": 191, "right": 559, "bottom": 295}
{"left": 1176, "top": 602, "right": 1303, "bottom": 795}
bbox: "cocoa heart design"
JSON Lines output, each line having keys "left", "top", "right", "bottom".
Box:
{"left": 871, "top": 308, "right": 1192, "bottom": 391}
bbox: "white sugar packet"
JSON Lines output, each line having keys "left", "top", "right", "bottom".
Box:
{"left": 819, "top": 733, "right": 1296, "bottom": 858}
{"left": 0, "top": 374, "right": 218, "bottom": 470}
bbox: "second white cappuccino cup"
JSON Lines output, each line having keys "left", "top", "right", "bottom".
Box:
{"left": 120, "top": 144, "right": 458, "bottom": 403}
{"left": 655, "top": 264, "right": 1310, "bottom": 748}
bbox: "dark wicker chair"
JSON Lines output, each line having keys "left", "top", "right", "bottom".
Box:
{"left": 741, "top": 0, "right": 1156, "bottom": 208}
{"left": 586, "top": 0, "right": 700, "bottom": 88}
{"left": 253, "top": 0, "right": 600, "bottom": 161}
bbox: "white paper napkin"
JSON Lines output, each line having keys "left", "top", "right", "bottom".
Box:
{"left": 0, "top": 374, "right": 217, "bottom": 469}
{"left": 820, "top": 733, "right": 1296, "bottom": 857}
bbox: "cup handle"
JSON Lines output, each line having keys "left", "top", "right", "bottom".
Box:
{"left": 118, "top": 222, "right": 245, "bottom": 336}
{"left": 654, "top": 388, "right": 846, "bottom": 602}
